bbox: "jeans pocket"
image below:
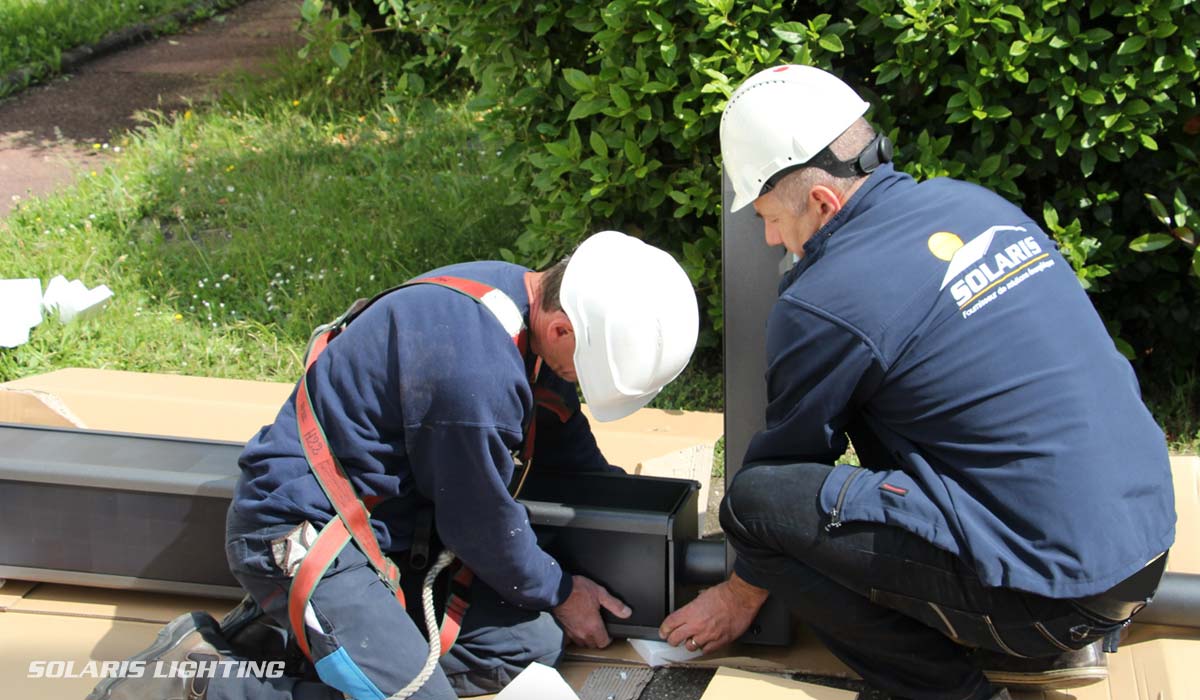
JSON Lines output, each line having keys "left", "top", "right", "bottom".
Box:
{"left": 870, "top": 588, "right": 1032, "bottom": 657}
{"left": 990, "top": 613, "right": 1087, "bottom": 657}
{"left": 1039, "top": 609, "right": 1104, "bottom": 651}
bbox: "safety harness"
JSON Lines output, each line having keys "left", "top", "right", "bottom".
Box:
{"left": 286, "top": 275, "right": 567, "bottom": 669}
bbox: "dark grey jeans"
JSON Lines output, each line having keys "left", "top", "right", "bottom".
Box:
{"left": 722, "top": 462, "right": 1138, "bottom": 700}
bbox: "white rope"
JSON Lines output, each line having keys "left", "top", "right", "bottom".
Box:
{"left": 388, "top": 550, "right": 457, "bottom": 700}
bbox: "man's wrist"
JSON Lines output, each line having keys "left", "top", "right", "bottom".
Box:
{"left": 727, "top": 571, "right": 770, "bottom": 610}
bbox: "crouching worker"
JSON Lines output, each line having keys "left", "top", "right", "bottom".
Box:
{"left": 659, "top": 66, "right": 1175, "bottom": 700}
{"left": 87, "top": 230, "right": 699, "bottom": 700}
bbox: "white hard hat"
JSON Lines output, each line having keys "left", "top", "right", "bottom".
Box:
{"left": 559, "top": 231, "right": 699, "bottom": 422}
{"left": 721, "top": 65, "right": 869, "bottom": 212}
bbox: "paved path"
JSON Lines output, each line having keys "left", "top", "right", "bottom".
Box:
{"left": 0, "top": 0, "right": 303, "bottom": 217}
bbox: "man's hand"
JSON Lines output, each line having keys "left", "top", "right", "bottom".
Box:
{"left": 658, "top": 572, "right": 769, "bottom": 654}
{"left": 552, "top": 575, "right": 632, "bottom": 648}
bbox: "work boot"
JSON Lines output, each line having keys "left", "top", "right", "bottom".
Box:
{"left": 86, "top": 611, "right": 231, "bottom": 700}
{"left": 977, "top": 641, "right": 1107, "bottom": 689}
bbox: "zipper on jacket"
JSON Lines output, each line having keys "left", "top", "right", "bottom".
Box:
{"left": 826, "top": 467, "right": 865, "bottom": 531}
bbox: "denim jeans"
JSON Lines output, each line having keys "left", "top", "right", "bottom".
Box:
{"left": 212, "top": 504, "right": 564, "bottom": 700}
{"left": 722, "top": 461, "right": 1133, "bottom": 700}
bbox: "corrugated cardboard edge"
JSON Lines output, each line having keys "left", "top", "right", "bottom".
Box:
{"left": 0, "top": 388, "right": 86, "bottom": 429}
{"left": 699, "top": 668, "right": 856, "bottom": 700}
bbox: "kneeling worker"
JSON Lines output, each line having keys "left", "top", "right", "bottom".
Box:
{"left": 89, "top": 230, "right": 699, "bottom": 700}
{"left": 660, "top": 65, "right": 1175, "bottom": 700}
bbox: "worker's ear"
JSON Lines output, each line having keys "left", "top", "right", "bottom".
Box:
{"left": 548, "top": 311, "right": 574, "bottom": 340}
{"left": 809, "top": 184, "right": 844, "bottom": 223}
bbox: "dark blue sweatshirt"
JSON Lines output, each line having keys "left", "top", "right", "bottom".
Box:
{"left": 739, "top": 164, "right": 1175, "bottom": 599}
{"left": 234, "top": 261, "right": 615, "bottom": 610}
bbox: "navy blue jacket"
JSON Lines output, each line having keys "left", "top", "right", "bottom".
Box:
{"left": 234, "top": 261, "right": 615, "bottom": 610}
{"left": 740, "top": 164, "right": 1175, "bottom": 598}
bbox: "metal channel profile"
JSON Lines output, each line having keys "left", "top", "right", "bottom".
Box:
{"left": 0, "top": 423, "right": 705, "bottom": 638}
{"left": 518, "top": 470, "right": 701, "bottom": 639}
{"left": 0, "top": 422, "right": 245, "bottom": 597}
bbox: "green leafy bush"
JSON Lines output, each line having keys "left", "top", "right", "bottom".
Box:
{"left": 310, "top": 0, "right": 1200, "bottom": 403}
{"left": 847, "top": 0, "right": 1200, "bottom": 391}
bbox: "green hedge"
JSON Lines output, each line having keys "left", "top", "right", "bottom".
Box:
{"left": 330, "top": 0, "right": 1199, "bottom": 382}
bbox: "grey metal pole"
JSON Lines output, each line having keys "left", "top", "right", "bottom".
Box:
{"left": 721, "top": 169, "right": 795, "bottom": 645}
{"left": 720, "top": 171, "right": 788, "bottom": 503}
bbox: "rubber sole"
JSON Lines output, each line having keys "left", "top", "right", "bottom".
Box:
{"left": 984, "top": 666, "right": 1108, "bottom": 689}
{"left": 84, "top": 611, "right": 220, "bottom": 700}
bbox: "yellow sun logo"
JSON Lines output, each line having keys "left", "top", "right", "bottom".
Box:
{"left": 927, "top": 232, "right": 964, "bottom": 261}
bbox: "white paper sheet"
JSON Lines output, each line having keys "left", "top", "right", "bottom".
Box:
{"left": 42, "top": 274, "right": 113, "bottom": 324}
{"left": 0, "top": 278, "right": 44, "bottom": 347}
{"left": 493, "top": 662, "right": 579, "bottom": 699}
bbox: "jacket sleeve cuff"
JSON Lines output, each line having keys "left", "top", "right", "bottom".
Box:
{"left": 550, "top": 567, "right": 574, "bottom": 608}
{"left": 732, "top": 556, "right": 771, "bottom": 591}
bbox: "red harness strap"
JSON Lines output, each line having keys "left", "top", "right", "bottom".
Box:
{"left": 287, "top": 276, "right": 536, "bottom": 663}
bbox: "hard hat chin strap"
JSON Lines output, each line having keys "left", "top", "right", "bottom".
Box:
{"left": 760, "top": 133, "right": 894, "bottom": 197}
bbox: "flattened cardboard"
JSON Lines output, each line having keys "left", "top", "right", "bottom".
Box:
{"left": 699, "top": 668, "right": 856, "bottom": 699}
{"left": 0, "top": 579, "right": 38, "bottom": 610}
{"left": 0, "top": 368, "right": 722, "bottom": 469}
{"left": 9, "top": 583, "right": 234, "bottom": 624}
{"left": 0, "top": 368, "right": 292, "bottom": 443}
{"left": 566, "top": 623, "right": 855, "bottom": 680}
{"left": 0, "top": 612, "right": 164, "bottom": 700}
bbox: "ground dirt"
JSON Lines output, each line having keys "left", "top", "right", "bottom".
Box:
{"left": 0, "top": 0, "right": 303, "bottom": 218}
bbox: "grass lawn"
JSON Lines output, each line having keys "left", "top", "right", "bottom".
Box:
{"left": 0, "top": 47, "right": 530, "bottom": 383}
{"left": 0, "top": 0, "right": 219, "bottom": 93}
